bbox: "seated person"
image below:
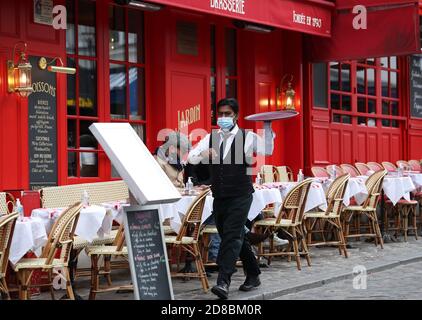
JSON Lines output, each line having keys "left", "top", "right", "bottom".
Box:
{"left": 154, "top": 132, "right": 190, "bottom": 189}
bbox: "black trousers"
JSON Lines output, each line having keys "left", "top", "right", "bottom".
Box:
{"left": 213, "top": 194, "right": 261, "bottom": 284}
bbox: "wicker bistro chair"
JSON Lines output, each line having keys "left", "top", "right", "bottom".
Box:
{"left": 0, "top": 192, "right": 16, "bottom": 215}
{"left": 340, "top": 164, "right": 360, "bottom": 178}
{"left": 40, "top": 181, "right": 129, "bottom": 279}
{"left": 304, "top": 174, "right": 350, "bottom": 258}
{"left": 275, "top": 166, "right": 293, "bottom": 182}
{"left": 408, "top": 160, "right": 422, "bottom": 172}
{"left": 396, "top": 160, "right": 411, "bottom": 171}
{"left": 254, "top": 179, "right": 313, "bottom": 270}
{"left": 13, "top": 202, "right": 82, "bottom": 300}
{"left": 85, "top": 223, "right": 129, "bottom": 300}
{"left": 165, "top": 188, "right": 210, "bottom": 293}
{"left": 343, "top": 170, "right": 387, "bottom": 248}
{"left": 326, "top": 165, "right": 344, "bottom": 178}
{"left": 0, "top": 212, "right": 19, "bottom": 299}
{"left": 260, "top": 165, "right": 277, "bottom": 183}
{"left": 311, "top": 167, "right": 329, "bottom": 178}
{"left": 382, "top": 161, "right": 397, "bottom": 172}
{"left": 355, "top": 162, "right": 371, "bottom": 176}
{"left": 367, "top": 162, "right": 384, "bottom": 172}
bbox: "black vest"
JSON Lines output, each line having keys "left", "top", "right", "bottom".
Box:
{"left": 209, "top": 128, "right": 254, "bottom": 199}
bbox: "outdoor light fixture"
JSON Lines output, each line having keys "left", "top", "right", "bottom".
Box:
{"left": 233, "top": 20, "right": 274, "bottom": 33}
{"left": 276, "top": 74, "right": 296, "bottom": 111}
{"left": 7, "top": 42, "right": 33, "bottom": 97}
{"left": 38, "top": 57, "right": 76, "bottom": 74}
{"left": 114, "top": 0, "right": 162, "bottom": 11}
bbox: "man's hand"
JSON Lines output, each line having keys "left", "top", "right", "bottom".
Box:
{"left": 200, "top": 148, "right": 218, "bottom": 160}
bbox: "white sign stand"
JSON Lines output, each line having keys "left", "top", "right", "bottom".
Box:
{"left": 89, "top": 123, "right": 181, "bottom": 300}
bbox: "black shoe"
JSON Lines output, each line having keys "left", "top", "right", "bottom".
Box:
{"left": 239, "top": 275, "right": 261, "bottom": 292}
{"left": 246, "top": 232, "right": 270, "bottom": 245}
{"left": 211, "top": 283, "right": 229, "bottom": 300}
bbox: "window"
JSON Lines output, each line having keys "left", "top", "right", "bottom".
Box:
{"left": 330, "top": 62, "right": 352, "bottom": 124}
{"left": 109, "top": 4, "right": 146, "bottom": 177}
{"left": 66, "top": 0, "right": 99, "bottom": 178}
{"left": 225, "top": 28, "right": 238, "bottom": 99}
{"left": 312, "top": 63, "right": 328, "bottom": 108}
{"left": 210, "top": 26, "right": 238, "bottom": 126}
{"left": 66, "top": 1, "right": 147, "bottom": 179}
{"left": 328, "top": 57, "right": 401, "bottom": 128}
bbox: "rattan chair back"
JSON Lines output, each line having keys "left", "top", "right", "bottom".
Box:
{"left": 177, "top": 189, "right": 210, "bottom": 242}
{"left": 340, "top": 164, "right": 359, "bottom": 177}
{"left": 0, "top": 193, "right": 15, "bottom": 215}
{"left": 276, "top": 179, "right": 313, "bottom": 225}
{"left": 0, "top": 212, "right": 18, "bottom": 277}
{"left": 396, "top": 160, "right": 411, "bottom": 171}
{"left": 367, "top": 162, "right": 383, "bottom": 172}
{"left": 381, "top": 161, "right": 397, "bottom": 171}
{"left": 42, "top": 202, "right": 82, "bottom": 266}
{"left": 311, "top": 167, "right": 329, "bottom": 178}
{"left": 325, "top": 174, "right": 349, "bottom": 215}
{"left": 40, "top": 180, "right": 129, "bottom": 208}
{"left": 408, "top": 160, "right": 421, "bottom": 172}
{"left": 260, "top": 165, "right": 277, "bottom": 183}
{"left": 355, "top": 162, "right": 370, "bottom": 175}
{"left": 362, "top": 170, "right": 387, "bottom": 209}
{"left": 275, "top": 166, "right": 293, "bottom": 182}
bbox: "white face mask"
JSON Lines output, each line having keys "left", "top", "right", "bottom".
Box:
{"left": 217, "top": 117, "right": 234, "bottom": 131}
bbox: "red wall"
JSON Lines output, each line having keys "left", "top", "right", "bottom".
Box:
{"left": 0, "top": 1, "right": 305, "bottom": 192}
{"left": 0, "top": 0, "right": 66, "bottom": 192}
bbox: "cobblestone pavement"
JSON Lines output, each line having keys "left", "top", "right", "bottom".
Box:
{"left": 276, "top": 260, "right": 422, "bottom": 300}
{"left": 33, "top": 236, "right": 422, "bottom": 300}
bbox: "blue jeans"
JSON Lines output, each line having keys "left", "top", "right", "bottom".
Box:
{"left": 203, "top": 214, "right": 221, "bottom": 262}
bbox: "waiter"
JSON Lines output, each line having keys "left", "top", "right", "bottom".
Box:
{"left": 188, "top": 98, "right": 275, "bottom": 299}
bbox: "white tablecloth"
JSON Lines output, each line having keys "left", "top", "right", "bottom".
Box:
{"left": 9, "top": 217, "right": 48, "bottom": 265}
{"left": 405, "top": 173, "right": 422, "bottom": 188}
{"left": 382, "top": 176, "right": 416, "bottom": 205}
{"left": 161, "top": 188, "right": 283, "bottom": 234}
{"left": 32, "top": 205, "right": 110, "bottom": 243}
{"left": 271, "top": 181, "right": 327, "bottom": 214}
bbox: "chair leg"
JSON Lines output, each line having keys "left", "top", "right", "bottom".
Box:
{"left": 372, "top": 212, "right": 384, "bottom": 249}
{"left": 18, "top": 270, "right": 31, "bottom": 300}
{"left": 403, "top": 207, "right": 409, "bottom": 242}
{"left": 193, "top": 244, "right": 209, "bottom": 293}
{"left": 48, "top": 270, "right": 55, "bottom": 300}
{"left": 412, "top": 206, "right": 418, "bottom": 240}
{"left": 89, "top": 255, "right": 99, "bottom": 300}
{"left": 299, "top": 225, "right": 311, "bottom": 267}
{"left": 0, "top": 277, "right": 10, "bottom": 300}
{"left": 64, "top": 267, "right": 75, "bottom": 300}
{"left": 291, "top": 228, "right": 301, "bottom": 271}
{"left": 104, "top": 255, "right": 112, "bottom": 286}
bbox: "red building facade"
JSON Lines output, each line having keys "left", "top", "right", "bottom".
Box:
{"left": 0, "top": 0, "right": 420, "bottom": 194}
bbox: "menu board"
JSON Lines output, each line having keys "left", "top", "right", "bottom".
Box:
{"left": 410, "top": 54, "right": 422, "bottom": 119}
{"left": 123, "top": 205, "right": 173, "bottom": 300}
{"left": 28, "top": 56, "right": 58, "bottom": 190}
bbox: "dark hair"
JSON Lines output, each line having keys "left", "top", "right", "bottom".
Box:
{"left": 217, "top": 98, "right": 239, "bottom": 115}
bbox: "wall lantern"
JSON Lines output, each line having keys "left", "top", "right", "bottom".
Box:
{"left": 38, "top": 57, "right": 76, "bottom": 74}
{"left": 7, "top": 42, "right": 33, "bottom": 97}
{"left": 276, "top": 74, "right": 296, "bottom": 111}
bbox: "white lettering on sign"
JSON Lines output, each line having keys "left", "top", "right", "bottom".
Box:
{"left": 293, "top": 10, "right": 322, "bottom": 29}
{"left": 210, "top": 0, "right": 245, "bottom": 15}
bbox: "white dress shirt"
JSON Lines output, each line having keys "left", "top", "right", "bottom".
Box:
{"left": 188, "top": 125, "right": 275, "bottom": 165}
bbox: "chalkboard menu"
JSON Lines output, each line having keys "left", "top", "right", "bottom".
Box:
{"left": 410, "top": 54, "right": 422, "bottom": 119}
{"left": 123, "top": 205, "right": 173, "bottom": 300}
{"left": 28, "top": 56, "right": 58, "bottom": 190}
